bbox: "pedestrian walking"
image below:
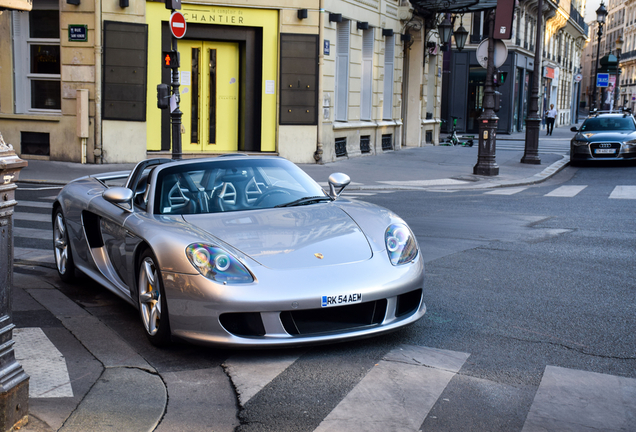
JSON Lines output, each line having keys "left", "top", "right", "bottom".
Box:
{"left": 545, "top": 104, "right": 557, "bottom": 135}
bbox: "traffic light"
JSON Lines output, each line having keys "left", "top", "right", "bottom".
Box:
{"left": 163, "top": 51, "right": 179, "bottom": 69}
{"left": 493, "top": 70, "right": 507, "bottom": 86}
{"left": 157, "top": 84, "right": 170, "bottom": 109}
{"left": 494, "top": 90, "right": 502, "bottom": 112}
{"left": 164, "top": 0, "right": 181, "bottom": 10}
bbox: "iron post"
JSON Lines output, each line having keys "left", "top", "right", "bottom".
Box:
{"left": 0, "top": 134, "right": 29, "bottom": 431}
{"left": 521, "top": 0, "right": 543, "bottom": 165}
{"left": 473, "top": 8, "right": 499, "bottom": 176}
{"left": 170, "top": 34, "right": 182, "bottom": 160}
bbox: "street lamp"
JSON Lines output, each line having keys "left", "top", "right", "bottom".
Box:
{"left": 438, "top": 15, "right": 453, "bottom": 46}
{"left": 614, "top": 35, "right": 624, "bottom": 110}
{"left": 453, "top": 15, "right": 469, "bottom": 52}
{"left": 591, "top": 1, "right": 608, "bottom": 111}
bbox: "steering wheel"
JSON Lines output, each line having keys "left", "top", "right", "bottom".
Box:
{"left": 253, "top": 189, "right": 291, "bottom": 206}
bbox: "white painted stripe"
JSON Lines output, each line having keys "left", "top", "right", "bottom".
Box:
{"left": 485, "top": 187, "right": 528, "bottom": 195}
{"left": 224, "top": 352, "right": 302, "bottom": 406}
{"left": 342, "top": 192, "right": 378, "bottom": 196}
{"left": 14, "top": 227, "right": 52, "bottom": 240}
{"left": 377, "top": 179, "right": 468, "bottom": 187}
{"left": 544, "top": 185, "right": 587, "bottom": 197}
{"left": 15, "top": 212, "right": 50, "bottom": 222}
{"left": 314, "top": 345, "right": 470, "bottom": 432}
{"left": 16, "top": 200, "right": 52, "bottom": 209}
{"left": 14, "top": 328, "right": 73, "bottom": 398}
{"left": 522, "top": 366, "right": 636, "bottom": 432}
{"left": 609, "top": 185, "right": 636, "bottom": 199}
{"left": 13, "top": 247, "right": 55, "bottom": 264}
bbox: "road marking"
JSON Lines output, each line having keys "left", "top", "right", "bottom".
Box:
{"left": 522, "top": 366, "right": 636, "bottom": 432}
{"left": 223, "top": 352, "right": 302, "bottom": 406}
{"left": 14, "top": 226, "right": 52, "bottom": 240}
{"left": 14, "top": 328, "right": 73, "bottom": 398}
{"left": 485, "top": 187, "right": 528, "bottom": 195}
{"left": 15, "top": 212, "right": 50, "bottom": 222}
{"left": 544, "top": 185, "right": 587, "bottom": 197}
{"left": 609, "top": 185, "right": 636, "bottom": 199}
{"left": 15, "top": 200, "right": 52, "bottom": 209}
{"left": 376, "top": 179, "right": 469, "bottom": 187}
{"left": 313, "top": 345, "right": 470, "bottom": 432}
{"left": 14, "top": 247, "right": 55, "bottom": 264}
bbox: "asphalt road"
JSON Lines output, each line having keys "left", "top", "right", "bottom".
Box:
{"left": 12, "top": 162, "right": 636, "bottom": 431}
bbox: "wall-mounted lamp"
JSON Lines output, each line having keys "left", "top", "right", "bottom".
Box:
{"left": 329, "top": 13, "right": 343, "bottom": 23}
{"left": 382, "top": 28, "right": 394, "bottom": 37}
{"left": 357, "top": 21, "right": 369, "bottom": 30}
{"left": 437, "top": 16, "right": 453, "bottom": 46}
{"left": 297, "top": 9, "right": 308, "bottom": 20}
{"left": 453, "top": 15, "right": 468, "bottom": 51}
{"left": 66, "top": 0, "right": 80, "bottom": 5}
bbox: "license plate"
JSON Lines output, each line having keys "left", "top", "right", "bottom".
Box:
{"left": 321, "top": 293, "right": 362, "bottom": 307}
{"left": 595, "top": 148, "right": 616, "bottom": 154}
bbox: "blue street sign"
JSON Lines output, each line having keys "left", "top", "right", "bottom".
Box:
{"left": 597, "top": 73, "right": 609, "bottom": 87}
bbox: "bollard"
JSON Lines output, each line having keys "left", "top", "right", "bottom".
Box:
{"left": 0, "top": 133, "right": 29, "bottom": 431}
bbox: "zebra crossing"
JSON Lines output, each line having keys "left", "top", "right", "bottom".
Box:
{"left": 485, "top": 184, "right": 636, "bottom": 199}
{"left": 342, "top": 184, "right": 636, "bottom": 200}
{"left": 224, "top": 344, "right": 636, "bottom": 432}
{"left": 13, "top": 188, "right": 57, "bottom": 267}
{"left": 496, "top": 138, "right": 570, "bottom": 153}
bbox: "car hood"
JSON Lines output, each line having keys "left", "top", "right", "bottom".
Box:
{"left": 182, "top": 204, "right": 373, "bottom": 269}
{"left": 575, "top": 130, "right": 636, "bottom": 142}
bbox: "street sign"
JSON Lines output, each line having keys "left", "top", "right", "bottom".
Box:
{"left": 170, "top": 11, "right": 187, "bottom": 39}
{"left": 69, "top": 25, "right": 87, "bottom": 42}
{"left": 476, "top": 38, "right": 508, "bottom": 69}
{"left": 597, "top": 73, "right": 609, "bottom": 87}
{"left": 574, "top": 73, "right": 583, "bottom": 82}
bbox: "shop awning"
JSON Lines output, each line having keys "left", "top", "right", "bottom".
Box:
{"left": 411, "top": 0, "right": 498, "bottom": 17}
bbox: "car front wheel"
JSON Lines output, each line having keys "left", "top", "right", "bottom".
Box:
{"left": 138, "top": 249, "right": 171, "bottom": 346}
{"left": 53, "top": 208, "right": 76, "bottom": 282}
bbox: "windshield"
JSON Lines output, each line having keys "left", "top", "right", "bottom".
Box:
{"left": 154, "top": 158, "right": 328, "bottom": 214}
{"left": 580, "top": 116, "right": 636, "bottom": 132}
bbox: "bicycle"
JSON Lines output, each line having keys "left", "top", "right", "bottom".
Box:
{"left": 441, "top": 117, "right": 474, "bottom": 147}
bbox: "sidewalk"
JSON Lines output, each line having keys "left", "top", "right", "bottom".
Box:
{"left": 13, "top": 125, "right": 575, "bottom": 432}
{"left": 18, "top": 124, "right": 575, "bottom": 190}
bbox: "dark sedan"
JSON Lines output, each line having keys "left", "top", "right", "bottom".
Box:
{"left": 570, "top": 113, "right": 636, "bottom": 163}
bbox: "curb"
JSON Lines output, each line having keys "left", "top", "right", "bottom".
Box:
{"left": 344, "top": 155, "right": 570, "bottom": 192}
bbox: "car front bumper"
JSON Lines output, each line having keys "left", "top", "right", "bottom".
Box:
{"left": 161, "top": 252, "right": 425, "bottom": 347}
{"left": 571, "top": 142, "right": 636, "bottom": 161}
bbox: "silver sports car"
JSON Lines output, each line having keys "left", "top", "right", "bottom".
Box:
{"left": 52, "top": 156, "right": 425, "bottom": 347}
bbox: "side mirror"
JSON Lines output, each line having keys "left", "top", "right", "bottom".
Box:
{"left": 570, "top": 126, "right": 579, "bottom": 132}
{"left": 327, "top": 172, "right": 351, "bottom": 199}
{"left": 103, "top": 187, "right": 134, "bottom": 211}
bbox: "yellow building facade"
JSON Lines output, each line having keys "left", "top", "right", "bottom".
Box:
{"left": 0, "top": 0, "right": 441, "bottom": 164}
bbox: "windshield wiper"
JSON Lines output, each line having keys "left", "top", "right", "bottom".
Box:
{"left": 275, "top": 195, "right": 332, "bottom": 207}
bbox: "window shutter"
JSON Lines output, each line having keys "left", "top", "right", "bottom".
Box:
{"left": 383, "top": 35, "right": 394, "bottom": 120}
{"left": 12, "top": 11, "right": 28, "bottom": 113}
{"left": 361, "top": 29, "right": 374, "bottom": 120}
{"left": 335, "top": 21, "right": 350, "bottom": 121}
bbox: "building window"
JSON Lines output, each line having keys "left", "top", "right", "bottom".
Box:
{"left": 12, "top": 1, "right": 61, "bottom": 114}
{"left": 383, "top": 34, "right": 395, "bottom": 120}
{"left": 335, "top": 20, "right": 350, "bottom": 122}
{"left": 361, "top": 29, "right": 374, "bottom": 121}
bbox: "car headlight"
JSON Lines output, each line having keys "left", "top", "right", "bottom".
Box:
{"left": 186, "top": 243, "right": 253, "bottom": 284}
{"left": 571, "top": 140, "right": 588, "bottom": 147}
{"left": 385, "top": 224, "right": 418, "bottom": 265}
{"left": 624, "top": 139, "right": 636, "bottom": 146}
